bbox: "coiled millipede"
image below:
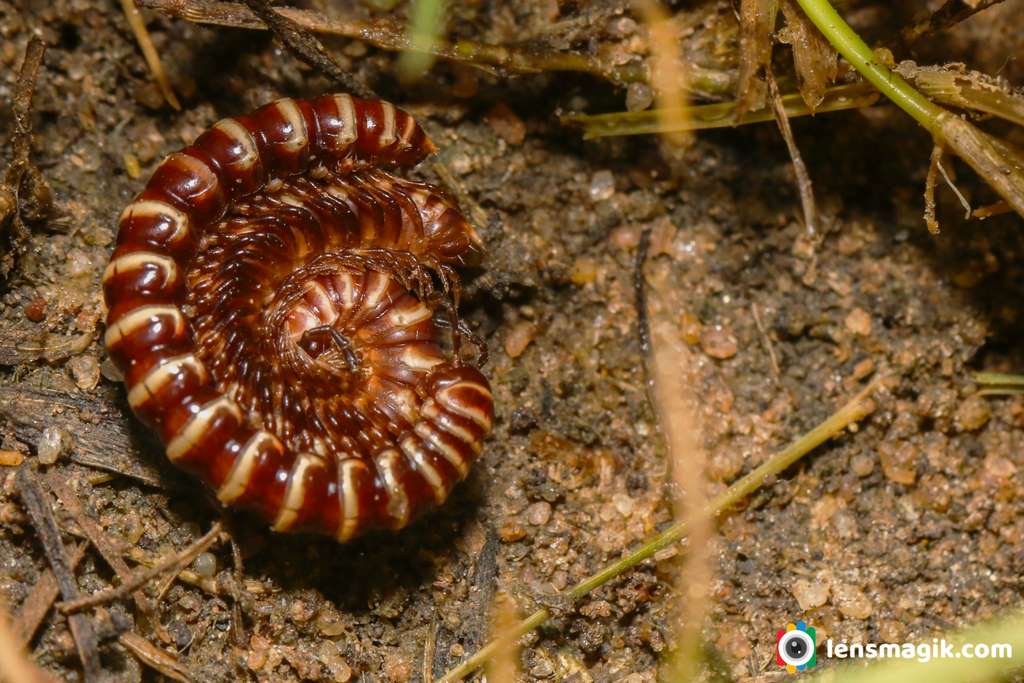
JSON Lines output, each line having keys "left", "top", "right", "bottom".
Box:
{"left": 102, "top": 95, "right": 494, "bottom": 541}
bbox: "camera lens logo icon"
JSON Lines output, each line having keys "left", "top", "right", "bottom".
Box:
{"left": 776, "top": 621, "right": 817, "bottom": 673}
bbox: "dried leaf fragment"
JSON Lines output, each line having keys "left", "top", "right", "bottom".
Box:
{"left": 779, "top": 0, "right": 838, "bottom": 112}
{"left": 735, "top": 0, "right": 779, "bottom": 118}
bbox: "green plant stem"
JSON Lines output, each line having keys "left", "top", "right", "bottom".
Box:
{"left": 793, "top": 0, "right": 1024, "bottom": 220}
{"left": 975, "top": 372, "right": 1024, "bottom": 387}
{"left": 975, "top": 371, "right": 1024, "bottom": 396}
{"left": 793, "top": 0, "right": 943, "bottom": 133}
{"left": 437, "top": 380, "right": 879, "bottom": 682}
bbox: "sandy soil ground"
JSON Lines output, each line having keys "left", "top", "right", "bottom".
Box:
{"left": 1, "top": 1, "right": 1023, "bottom": 681}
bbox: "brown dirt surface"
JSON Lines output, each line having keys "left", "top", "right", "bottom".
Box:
{"left": 1, "top": 1, "right": 1023, "bottom": 681}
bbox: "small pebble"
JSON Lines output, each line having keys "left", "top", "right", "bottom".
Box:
{"left": 612, "top": 493, "right": 634, "bottom": 518}
{"left": 833, "top": 584, "right": 873, "bottom": 619}
{"left": 849, "top": 452, "right": 875, "bottom": 477}
{"left": 609, "top": 16, "right": 638, "bottom": 37}
{"left": 318, "top": 641, "right": 352, "bottom": 682}
{"left": 877, "top": 619, "right": 906, "bottom": 643}
{"left": 192, "top": 552, "right": 217, "bottom": 578}
{"left": 289, "top": 599, "right": 315, "bottom": 623}
{"left": 247, "top": 634, "right": 270, "bottom": 671}
{"left": 844, "top": 307, "right": 872, "bottom": 336}
{"left": 588, "top": 170, "right": 616, "bottom": 202}
{"left": 791, "top": 578, "right": 829, "bottom": 610}
{"left": 625, "top": 82, "right": 654, "bottom": 112}
{"left": 525, "top": 501, "right": 552, "bottom": 526}
{"left": 24, "top": 297, "right": 46, "bottom": 322}
{"left": 68, "top": 355, "right": 101, "bottom": 391}
{"left": 0, "top": 450, "right": 25, "bottom": 467}
{"left": 383, "top": 656, "right": 412, "bottom": 682}
{"left": 878, "top": 442, "right": 917, "bottom": 485}
{"left": 67, "top": 249, "right": 92, "bottom": 278}
{"left": 983, "top": 453, "right": 1015, "bottom": 481}
{"left": 504, "top": 321, "right": 536, "bottom": 359}
{"left": 36, "top": 426, "right": 69, "bottom": 465}
{"left": 123, "top": 153, "right": 141, "bottom": 179}
{"left": 700, "top": 325, "right": 738, "bottom": 359}
{"left": 498, "top": 520, "right": 526, "bottom": 542}
{"left": 679, "top": 312, "right": 702, "bottom": 345}
{"left": 851, "top": 358, "right": 875, "bottom": 380}
{"left": 316, "top": 608, "right": 346, "bottom": 637}
{"left": 484, "top": 103, "right": 526, "bottom": 145}
{"left": 448, "top": 152, "right": 472, "bottom": 175}
{"left": 569, "top": 257, "right": 598, "bottom": 285}
{"left": 955, "top": 395, "right": 991, "bottom": 432}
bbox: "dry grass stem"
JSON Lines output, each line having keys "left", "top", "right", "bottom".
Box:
{"left": 767, "top": 68, "right": 818, "bottom": 236}
{"left": 635, "top": 0, "right": 690, "bottom": 146}
{"left": 58, "top": 522, "right": 223, "bottom": 615}
{"left": 120, "top": 0, "right": 181, "bottom": 110}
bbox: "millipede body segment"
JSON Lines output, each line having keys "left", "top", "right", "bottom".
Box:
{"left": 103, "top": 95, "right": 493, "bottom": 541}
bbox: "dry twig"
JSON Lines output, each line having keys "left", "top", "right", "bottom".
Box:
{"left": 44, "top": 472, "right": 168, "bottom": 642}
{"left": 1, "top": 37, "right": 52, "bottom": 276}
{"left": 59, "top": 522, "right": 223, "bottom": 615}
{"left": 15, "top": 468, "right": 103, "bottom": 681}
{"left": 139, "top": 0, "right": 662, "bottom": 87}
{"left": 12, "top": 543, "right": 87, "bottom": 648}
{"left": 241, "top": 0, "right": 373, "bottom": 98}
{"left": 902, "top": 0, "right": 1009, "bottom": 42}
{"left": 767, "top": 68, "right": 818, "bottom": 236}
{"left": 118, "top": 631, "right": 194, "bottom": 682}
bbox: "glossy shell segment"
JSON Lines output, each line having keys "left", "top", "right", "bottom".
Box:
{"left": 104, "top": 95, "right": 492, "bottom": 539}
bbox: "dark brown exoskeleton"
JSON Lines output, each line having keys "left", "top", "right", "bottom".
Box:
{"left": 103, "top": 95, "right": 493, "bottom": 540}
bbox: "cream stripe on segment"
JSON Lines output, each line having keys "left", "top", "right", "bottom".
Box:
{"left": 391, "top": 387, "right": 419, "bottom": 423}
{"left": 324, "top": 183, "right": 350, "bottom": 203}
{"left": 379, "top": 102, "right": 397, "bottom": 148}
{"left": 213, "top": 118, "right": 259, "bottom": 170}
{"left": 437, "top": 383, "right": 493, "bottom": 429}
{"left": 400, "top": 437, "right": 447, "bottom": 504}
{"left": 304, "top": 281, "right": 339, "bottom": 323}
{"left": 273, "top": 452, "right": 322, "bottom": 531}
{"left": 211, "top": 118, "right": 258, "bottom": 169}
{"left": 127, "top": 354, "right": 207, "bottom": 409}
{"left": 164, "top": 152, "right": 219, "bottom": 197}
{"left": 119, "top": 200, "right": 190, "bottom": 244}
{"left": 336, "top": 459, "right": 365, "bottom": 542}
{"left": 413, "top": 421, "right": 469, "bottom": 478}
{"left": 333, "top": 94, "right": 358, "bottom": 149}
{"left": 377, "top": 449, "right": 410, "bottom": 527}
{"left": 335, "top": 272, "right": 356, "bottom": 308}
{"left": 104, "top": 305, "right": 185, "bottom": 348}
{"left": 217, "top": 431, "right": 279, "bottom": 504}
{"left": 278, "top": 192, "right": 305, "bottom": 208}
{"left": 102, "top": 251, "right": 179, "bottom": 288}
{"left": 401, "top": 346, "right": 443, "bottom": 370}
{"left": 166, "top": 397, "right": 242, "bottom": 462}
{"left": 421, "top": 400, "right": 477, "bottom": 446}
{"left": 388, "top": 303, "right": 431, "bottom": 327}
{"left": 274, "top": 98, "right": 309, "bottom": 154}
{"left": 361, "top": 272, "right": 391, "bottom": 309}
{"left": 398, "top": 113, "right": 417, "bottom": 148}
